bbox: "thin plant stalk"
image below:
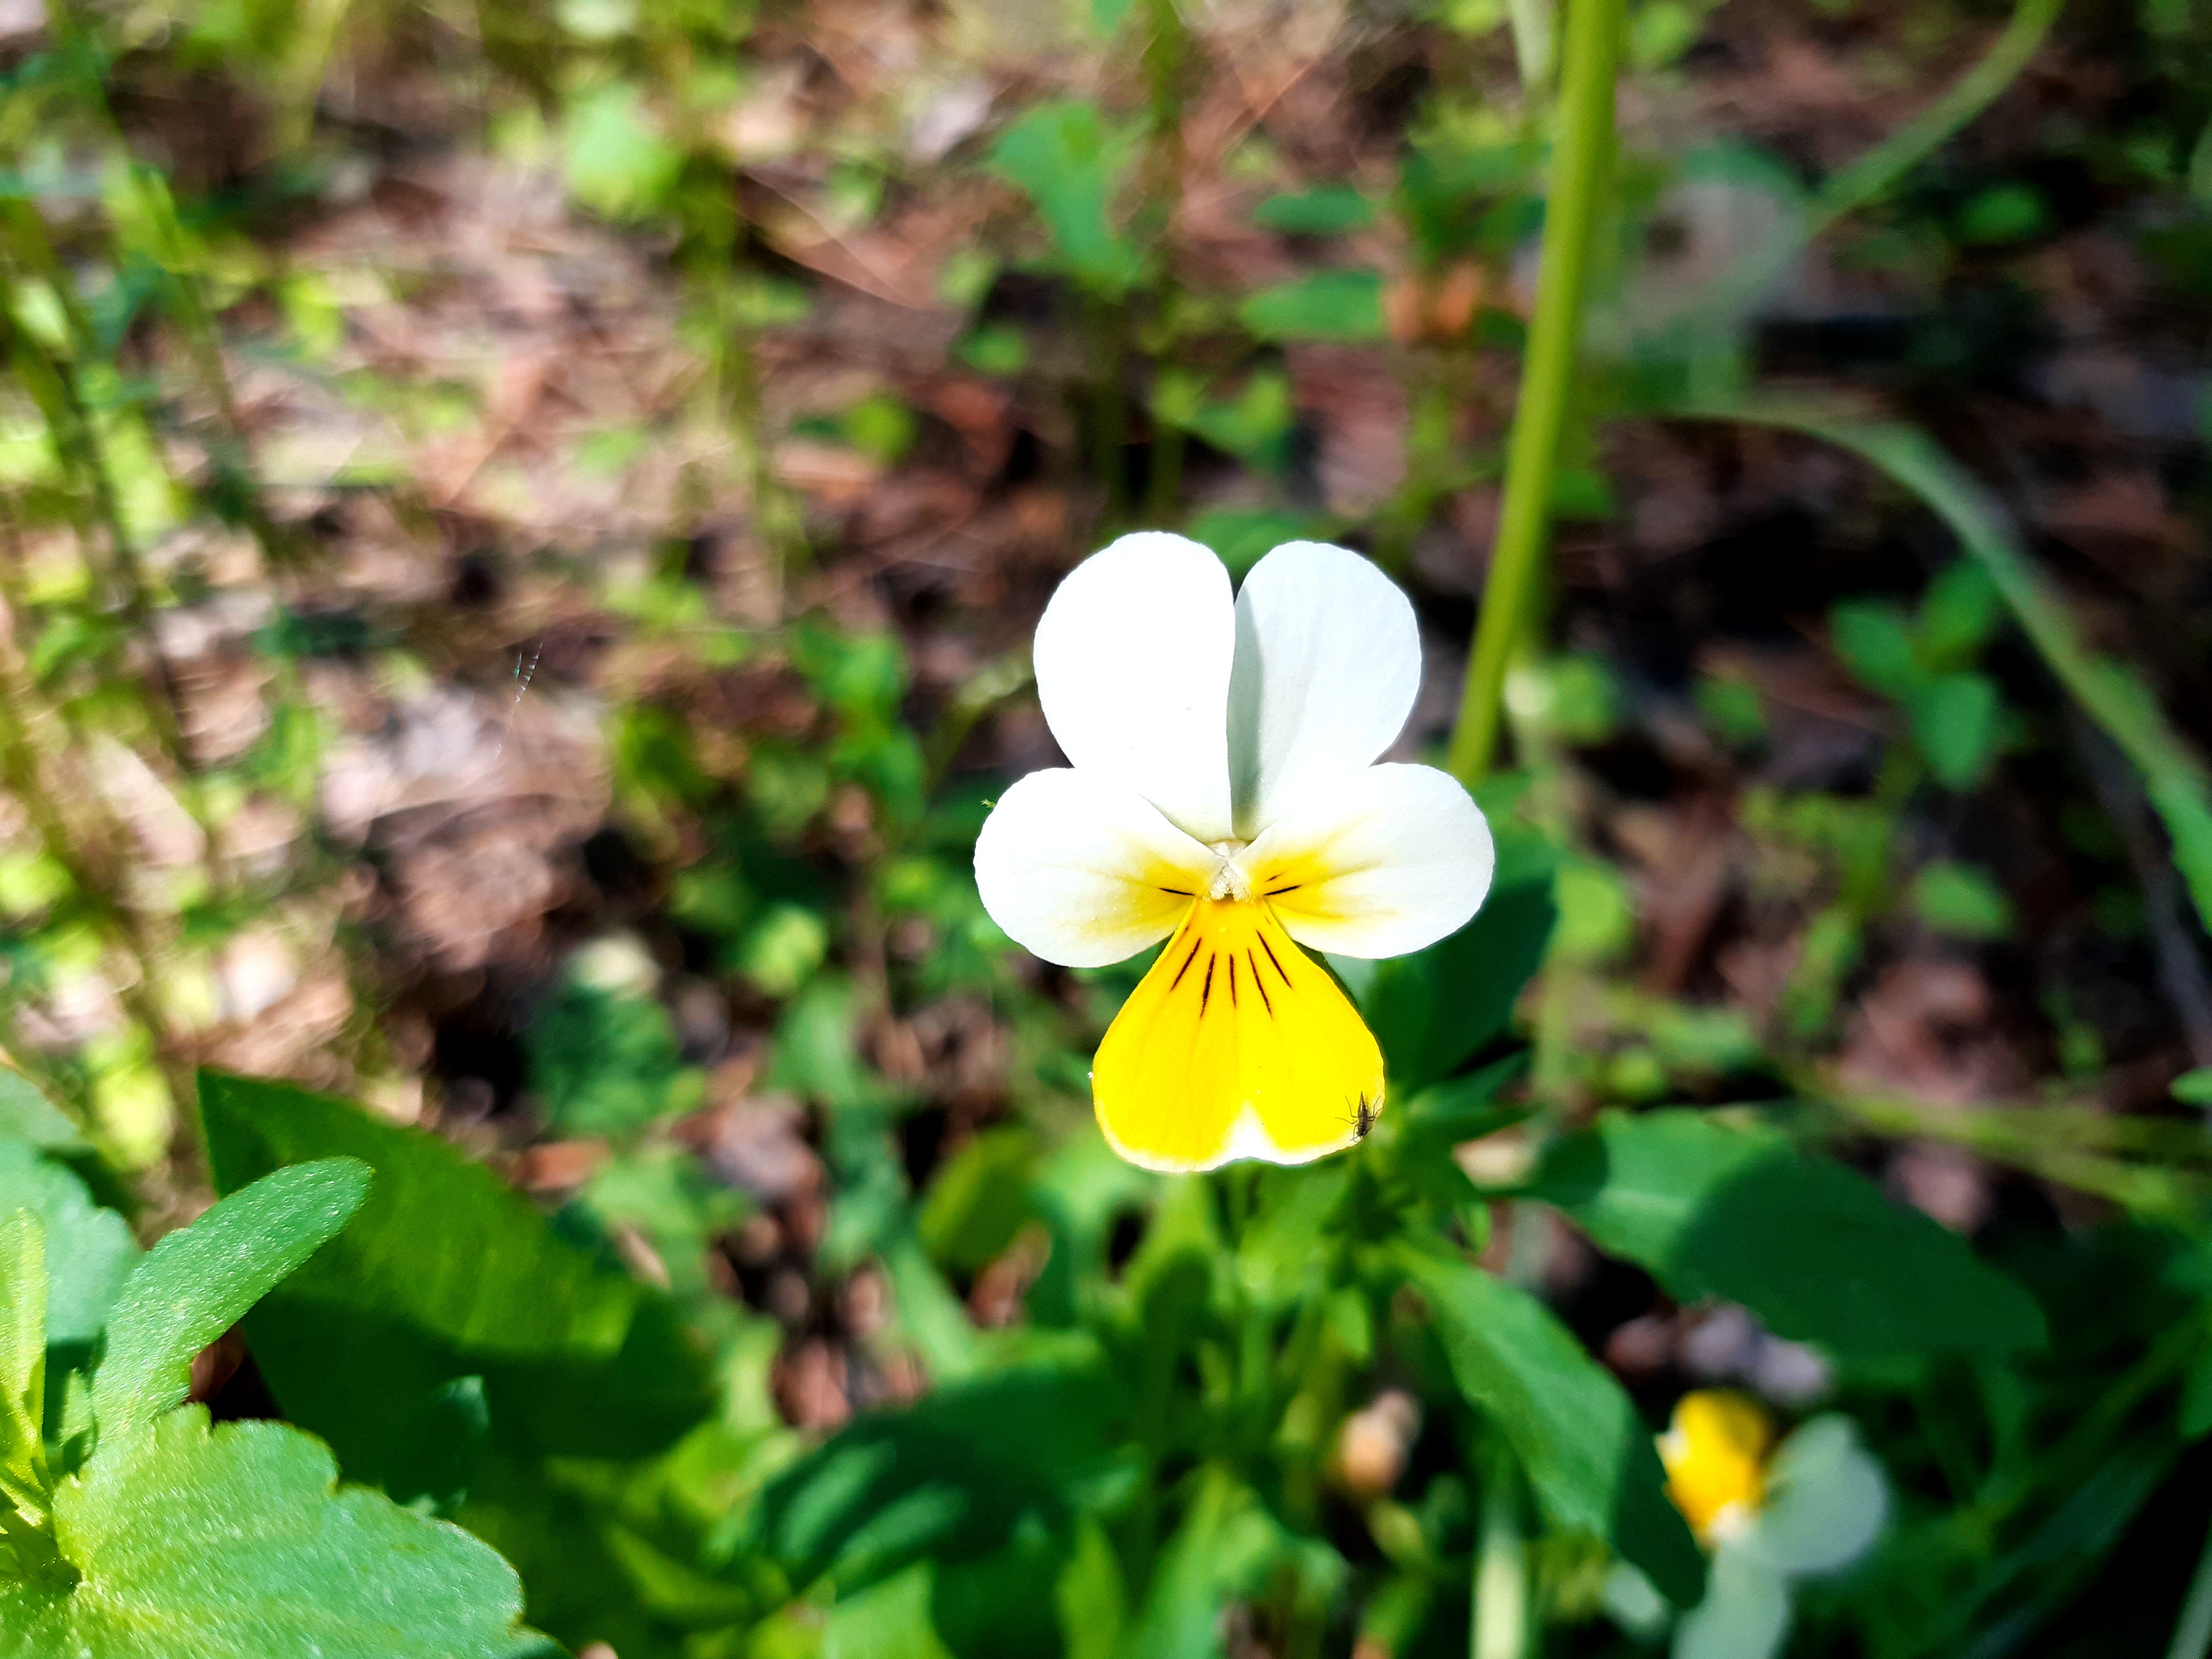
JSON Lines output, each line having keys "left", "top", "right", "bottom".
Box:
{"left": 1445, "top": 0, "right": 1622, "bottom": 787}
{"left": 1472, "top": 1441, "right": 1529, "bottom": 1659}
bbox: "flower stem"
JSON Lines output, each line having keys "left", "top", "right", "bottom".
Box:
{"left": 1444, "top": 0, "right": 1622, "bottom": 787}
{"left": 1472, "top": 1437, "right": 1529, "bottom": 1659}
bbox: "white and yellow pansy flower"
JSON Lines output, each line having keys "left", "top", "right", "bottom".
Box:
{"left": 973, "top": 532, "right": 1494, "bottom": 1172}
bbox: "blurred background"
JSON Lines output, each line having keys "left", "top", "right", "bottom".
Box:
{"left": 8, "top": 0, "right": 2212, "bottom": 1652}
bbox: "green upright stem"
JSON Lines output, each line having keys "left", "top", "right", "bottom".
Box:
{"left": 1472, "top": 1441, "right": 1529, "bottom": 1659}
{"left": 1445, "top": 0, "right": 1622, "bottom": 787}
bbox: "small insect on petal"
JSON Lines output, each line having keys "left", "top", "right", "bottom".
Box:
{"left": 1091, "top": 896, "right": 1385, "bottom": 1172}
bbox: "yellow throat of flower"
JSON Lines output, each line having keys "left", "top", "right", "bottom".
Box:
{"left": 1091, "top": 894, "right": 1384, "bottom": 1172}
{"left": 1659, "top": 1389, "right": 1774, "bottom": 1542}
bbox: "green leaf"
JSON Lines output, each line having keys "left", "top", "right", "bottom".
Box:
{"left": 0, "top": 1143, "right": 135, "bottom": 1348}
{"left": 1253, "top": 185, "right": 1378, "bottom": 237}
{"left": 1907, "top": 670, "right": 2001, "bottom": 790}
{"left": 986, "top": 101, "right": 1143, "bottom": 296}
{"left": 0, "top": 1408, "right": 550, "bottom": 1658}
{"left": 1829, "top": 600, "right": 1920, "bottom": 699}
{"left": 0, "top": 1074, "right": 80, "bottom": 1154}
{"left": 196, "top": 1071, "right": 713, "bottom": 1488}
{"left": 0, "top": 1212, "right": 49, "bottom": 1526}
{"left": 1916, "top": 560, "right": 2002, "bottom": 667}
{"left": 1911, "top": 861, "right": 2015, "bottom": 939}
{"left": 92, "top": 1159, "right": 371, "bottom": 1440}
{"left": 1365, "top": 858, "right": 1557, "bottom": 1093}
{"left": 1186, "top": 507, "right": 1329, "bottom": 578}
{"left": 753, "top": 1361, "right": 1118, "bottom": 1593}
{"left": 1238, "top": 268, "right": 1387, "bottom": 342}
{"left": 1398, "top": 1243, "right": 1703, "bottom": 1606}
{"left": 526, "top": 978, "right": 704, "bottom": 1135}
{"left": 1532, "top": 1110, "right": 2046, "bottom": 1358}
{"left": 1125, "top": 1467, "right": 1295, "bottom": 1659}
{"left": 917, "top": 1128, "right": 1038, "bottom": 1274}
{"left": 563, "top": 82, "right": 681, "bottom": 219}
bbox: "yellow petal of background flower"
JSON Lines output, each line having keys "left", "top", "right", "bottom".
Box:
{"left": 1091, "top": 896, "right": 1385, "bottom": 1172}
{"left": 1659, "top": 1389, "right": 1774, "bottom": 1542}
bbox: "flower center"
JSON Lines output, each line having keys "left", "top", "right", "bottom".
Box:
{"left": 1204, "top": 840, "right": 1251, "bottom": 903}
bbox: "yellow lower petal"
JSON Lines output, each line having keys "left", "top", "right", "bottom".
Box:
{"left": 1659, "top": 1390, "right": 1772, "bottom": 1542}
{"left": 1091, "top": 895, "right": 1385, "bottom": 1172}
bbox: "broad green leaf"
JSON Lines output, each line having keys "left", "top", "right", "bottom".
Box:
{"left": 93, "top": 1158, "right": 371, "bottom": 1439}
{"left": 1365, "top": 858, "right": 1557, "bottom": 1093}
{"left": 986, "top": 101, "right": 1143, "bottom": 296}
{"left": 0, "top": 1143, "right": 134, "bottom": 1347}
{"left": 1532, "top": 1110, "right": 2046, "bottom": 1357}
{"left": 197, "top": 1070, "right": 713, "bottom": 1486}
{"left": 1399, "top": 1243, "right": 1703, "bottom": 1606}
{"left": 0, "top": 1407, "right": 550, "bottom": 1659}
{"left": 1238, "top": 269, "right": 1387, "bottom": 342}
{"left": 0, "top": 1212, "right": 48, "bottom": 1525}
{"left": 1907, "top": 670, "right": 2000, "bottom": 790}
{"left": 0, "top": 1074, "right": 79, "bottom": 1153}
{"left": 752, "top": 1361, "right": 1119, "bottom": 1593}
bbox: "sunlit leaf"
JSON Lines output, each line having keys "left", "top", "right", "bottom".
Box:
{"left": 93, "top": 1159, "right": 370, "bottom": 1439}
{"left": 1532, "top": 1110, "right": 2047, "bottom": 1358}
{"left": 0, "top": 1408, "right": 550, "bottom": 1659}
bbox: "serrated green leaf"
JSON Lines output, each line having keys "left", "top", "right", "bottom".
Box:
{"left": 0, "top": 1212, "right": 49, "bottom": 1527}
{"left": 1398, "top": 1243, "right": 1704, "bottom": 1606}
{"left": 0, "top": 1143, "right": 134, "bottom": 1348}
{"left": 1532, "top": 1110, "right": 2046, "bottom": 1357}
{"left": 93, "top": 1158, "right": 370, "bottom": 1440}
{"left": 0, "top": 1407, "right": 550, "bottom": 1659}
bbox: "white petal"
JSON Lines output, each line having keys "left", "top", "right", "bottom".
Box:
{"left": 1743, "top": 1417, "right": 1888, "bottom": 1578}
{"left": 973, "top": 769, "right": 1216, "bottom": 968}
{"left": 1033, "top": 532, "right": 1235, "bottom": 843}
{"left": 1227, "top": 541, "right": 1421, "bottom": 839}
{"left": 1239, "top": 763, "right": 1493, "bottom": 958}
